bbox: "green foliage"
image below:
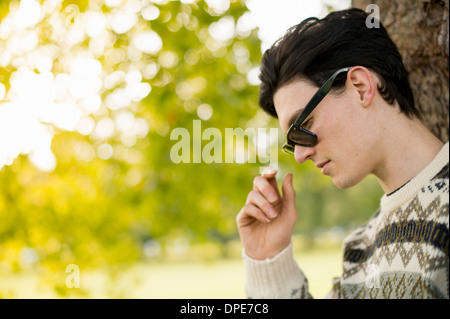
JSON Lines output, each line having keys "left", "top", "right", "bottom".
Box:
{"left": 0, "top": 0, "right": 383, "bottom": 296}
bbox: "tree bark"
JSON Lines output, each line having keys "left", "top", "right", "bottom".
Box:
{"left": 352, "top": 0, "right": 449, "bottom": 142}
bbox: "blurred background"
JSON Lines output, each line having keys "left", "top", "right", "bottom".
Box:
{"left": 0, "top": 0, "right": 386, "bottom": 298}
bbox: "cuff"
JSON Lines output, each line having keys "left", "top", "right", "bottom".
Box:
{"left": 242, "top": 242, "right": 310, "bottom": 299}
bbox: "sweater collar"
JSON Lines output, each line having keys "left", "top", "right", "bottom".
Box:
{"left": 380, "top": 142, "right": 449, "bottom": 212}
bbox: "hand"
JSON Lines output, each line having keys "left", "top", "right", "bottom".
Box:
{"left": 236, "top": 167, "right": 298, "bottom": 260}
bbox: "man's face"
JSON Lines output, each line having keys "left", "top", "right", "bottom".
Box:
{"left": 274, "top": 78, "right": 380, "bottom": 189}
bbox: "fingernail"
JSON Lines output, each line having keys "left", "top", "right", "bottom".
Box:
{"left": 269, "top": 207, "right": 277, "bottom": 218}
{"left": 264, "top": 166, "right": 276, "bottom": 175}
{"left": 268, "top": 193, "right": 277, "bottom": 202}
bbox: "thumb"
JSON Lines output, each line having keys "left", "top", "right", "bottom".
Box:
{"left": 281, "top": 173, "right": 296, "bottom": 207}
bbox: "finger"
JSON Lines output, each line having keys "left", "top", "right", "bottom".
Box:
{"left": 261, "top": 166, "right": 280, "bottom": 195}
{"left": 253, "top": 175, "right": 280, "bottom": 204}
{"left": 261, "top": 166, "right": 277, "bottom": 178}
{"left": 237, "top": 204, "right": 271, "bottom": 226}
{"left": 246, "top": 190, "right": 278, "bottom": 218}
{"left": 281, "top": 173, "right": 296, "bottom": 209}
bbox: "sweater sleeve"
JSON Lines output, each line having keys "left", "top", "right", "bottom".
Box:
{"left": 242, "top": 241, "right": 313, "bottom": 299}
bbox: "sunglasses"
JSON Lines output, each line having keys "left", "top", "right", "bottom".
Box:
{"left": 282, "top": 67, "right": 353, "bottom": 155}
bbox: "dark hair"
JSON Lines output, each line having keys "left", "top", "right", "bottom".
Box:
{"left": 258, "top": 8, "right": 420, "bottom": 119}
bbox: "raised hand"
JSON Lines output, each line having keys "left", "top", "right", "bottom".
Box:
{"left": 236, "top": 167, "right": 298, "bottom": 260}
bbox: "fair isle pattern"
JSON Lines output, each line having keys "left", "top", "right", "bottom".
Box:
{"left": 339, "top": 163, "right": 449, "bottom": 299}
{"left": 290, "top": 286, "right": 313, "bottom": 299}
{"left": 340, "top": 272, "right": 445, "bottom": 299}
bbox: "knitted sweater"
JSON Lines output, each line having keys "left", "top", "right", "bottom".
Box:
{"left": 243, "top": 142, "right": 449, "bottom": 299}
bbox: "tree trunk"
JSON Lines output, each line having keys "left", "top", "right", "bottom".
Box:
{"left": 352, "top": 0, "right": 449, "bottom": 142}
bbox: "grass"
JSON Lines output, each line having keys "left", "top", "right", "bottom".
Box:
{"left": 0, "top": 246, "right": 342, "bottom": 299}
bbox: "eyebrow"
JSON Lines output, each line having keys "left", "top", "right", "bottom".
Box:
{"left": 287, "top": 107, "right": 305, "bottom": 129}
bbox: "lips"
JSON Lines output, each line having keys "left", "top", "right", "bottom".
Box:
{"left": 316, "top": 160, "right": 331, "bottom": 175}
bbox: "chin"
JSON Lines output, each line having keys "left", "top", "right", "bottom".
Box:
{"left": 332, "top": 175, "right": 361, "bottom": 189}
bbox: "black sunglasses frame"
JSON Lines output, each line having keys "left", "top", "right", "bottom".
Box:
{"left": 282, "top": 67, "right": 353, "bottom": 155}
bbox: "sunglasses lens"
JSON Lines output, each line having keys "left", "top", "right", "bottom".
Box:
{"left": 288, "top": 128, "right": 317, "bottom": 147}
{"left": 282, "top": 143, "right": 295, "bottom": 154}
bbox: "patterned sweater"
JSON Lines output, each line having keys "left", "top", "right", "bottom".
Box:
{"left": 243, "top": 142, "right": 449, "bottom": 299}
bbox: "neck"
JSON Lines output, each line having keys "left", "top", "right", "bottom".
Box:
{"left": 373, "top": 115, "right": 444, "bottom": 194}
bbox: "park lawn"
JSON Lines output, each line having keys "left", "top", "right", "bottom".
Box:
{"left": 0, "top": 247, "right": 342, "bottom": 299}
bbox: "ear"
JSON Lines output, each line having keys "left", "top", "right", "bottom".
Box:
{"left": 346, "top": 66, "right": 377, "bottom": 107}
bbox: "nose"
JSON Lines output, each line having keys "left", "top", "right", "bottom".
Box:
{"left": 294, "top": 145, "right": 316, "bottom": 164}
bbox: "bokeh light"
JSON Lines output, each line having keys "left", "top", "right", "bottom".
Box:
{"left": 0, "top": 0, "right": 375, "bottom": 299}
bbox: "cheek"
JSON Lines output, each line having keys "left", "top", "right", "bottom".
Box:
{"left": 322, "top": 123, "right": 374, "bottom": 187}
{"left": 317, "top": 112, "right": 353, "bottom": 145}
{"left": 316, "top": 104, "right": 376, "bottom": 169}
{"left": 321, "top": 108, "right": 371, "bottom": 152}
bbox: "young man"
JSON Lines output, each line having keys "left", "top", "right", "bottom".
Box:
{"left": 236, "top": 8, "right": 449, "bottom": 298}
